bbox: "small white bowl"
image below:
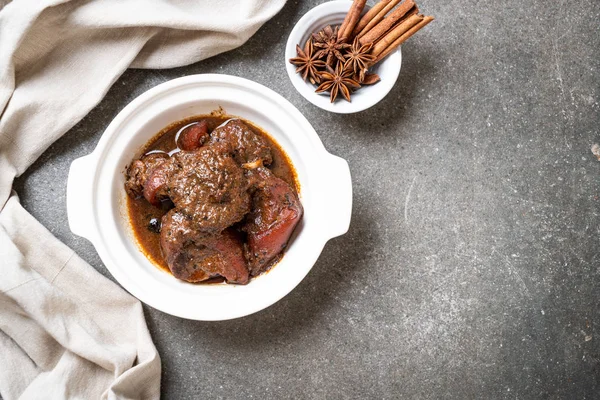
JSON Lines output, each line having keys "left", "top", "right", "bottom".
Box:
{"left": 66, "top": 74, "right": 352, "bottom": 321}
{"left": 285, "top": 0, "right": 402, "bottom": 114}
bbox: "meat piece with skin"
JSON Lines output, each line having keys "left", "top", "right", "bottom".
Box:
{"left": 160, "top": 210, "right": 249, "bottom": 284}
{"left": 142, "top": 159, "right": 178, "bottom": 206}
{"left": 243, "top": 167, "right": 303, "bottom": 275}
{"left": 210, "top": 230, "right": 250, "bottom": 284}
{"left": 124, "top": 152, "right": 169, "bottom": 198}
{"left": 168, "top": 146, "right": 251, "bottom": 233}
{"left": 177, "top": 121, "right": 209, "bottom": 151}
{"left": 209, "top": 119, "right": 273, "bottom": 165}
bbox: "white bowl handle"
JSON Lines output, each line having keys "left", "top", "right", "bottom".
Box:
{"left": 322, "top": 154, "right": 352, "bottom": 239}
{"left": 66, "top": 154, "right": 97, "bottom": 242}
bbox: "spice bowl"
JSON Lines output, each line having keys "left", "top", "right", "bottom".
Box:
{"left": 285, "top": 0, "right": 402, "bottom": 114}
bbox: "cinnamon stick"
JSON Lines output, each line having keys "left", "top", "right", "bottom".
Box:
{"left": 371, "top": 13, "right": 423, "bottom": 57}
{"left": 372, "top": 15, "right": 434, "bottom": 64}
{"left": 359, "top": 0, "right": 416, "bottom": 45}
{"left": 338, "top": 0, "right": 367, "bottom": 42}
{"left": 355, "top": 0, "right": 403, "bottom": 40}
{"left": 371, "top": 5, "right": 418, "bottom": 46}
{"left": 350, "top": 0, "right": 392, "bottom": 39}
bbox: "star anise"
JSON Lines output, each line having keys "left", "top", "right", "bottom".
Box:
{"left": 312, "top": 25, "right": 337, "bottom": 46}
{"left": 289, "top": 39, "right": 326, "bottom": 85}
{"left": 313, "top": 26, "right": 350, "bottom": 67}
{"left": 344, "top": 37, "right": 376, "bottom": 82}
{"left": 361, "top": 72, "right": 381, "bottom": 85}
{"left": 315, "top": 62, "right": 361, "bottom": 103}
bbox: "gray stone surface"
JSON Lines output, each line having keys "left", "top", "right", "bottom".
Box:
{"left": 13, "top": 0, "right": 600, "bottom": 398}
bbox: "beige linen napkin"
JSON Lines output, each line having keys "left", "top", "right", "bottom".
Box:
{"left": 0, "top": 0, "right": 286, "bottom": 398}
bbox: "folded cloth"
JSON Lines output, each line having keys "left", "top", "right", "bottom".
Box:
{"left": 0, "top": 0, "right": 286, "bottom": 398}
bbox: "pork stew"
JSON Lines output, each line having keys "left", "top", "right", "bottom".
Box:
{"left": 125, "top": 115, "right": 302, "bottom": 285}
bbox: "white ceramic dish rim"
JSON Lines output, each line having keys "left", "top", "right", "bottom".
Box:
{"left": 66, "top": 74, "right": 352, "bottom": 321}
{"left": 285, "top": 0, "right": 402, "bottom": 114}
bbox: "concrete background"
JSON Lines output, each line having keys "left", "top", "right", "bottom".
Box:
{"left": 14, "top": 0, "right": 600, "bottom": 398}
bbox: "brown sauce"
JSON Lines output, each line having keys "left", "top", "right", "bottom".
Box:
{"left": 126, "top": 114, "right": 299, "bottom": 276}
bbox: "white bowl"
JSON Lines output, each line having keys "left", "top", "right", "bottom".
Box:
{"left": 285, "top": 0, "right": 402, "bottom": 114}
{"left": 66, "top": 74, "right": 352, "bottom": 321}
